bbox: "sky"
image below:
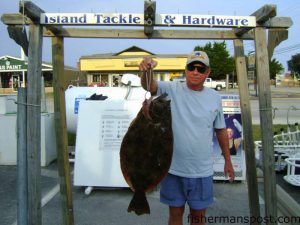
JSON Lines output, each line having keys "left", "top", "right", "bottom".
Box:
{"left": 1, "top": 0, "right": 299, "bottom": 72}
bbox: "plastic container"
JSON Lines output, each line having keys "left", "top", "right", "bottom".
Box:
{"left": 65, "top": 85, "right": 146, "bottom": 133}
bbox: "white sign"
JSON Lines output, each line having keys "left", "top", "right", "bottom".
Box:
{"left": 74, "top": 100, "right": 142, "bottom": 187}
{"left": 41, "top": 13, "right": 256, "bottom": 27}
{"left": 99, "top": 112, "right": 132, "bottom": 151}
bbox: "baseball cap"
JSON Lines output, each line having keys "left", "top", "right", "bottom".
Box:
{"left": 186, "top": 51, "right": 210, "bottom": 67}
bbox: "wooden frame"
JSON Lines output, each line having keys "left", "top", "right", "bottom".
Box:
{"left": 1, "top": 1, "right": 293, "bottom": 225}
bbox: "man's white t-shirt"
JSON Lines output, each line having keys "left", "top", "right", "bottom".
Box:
{"left": 157, "top": 81, "right": 225, "bottom": 178}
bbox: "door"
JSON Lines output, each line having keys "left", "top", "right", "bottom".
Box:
{"left": 12, "top": 74, "right": 20, "bottom": 91}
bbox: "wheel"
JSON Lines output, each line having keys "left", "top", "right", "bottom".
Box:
{"left": 216, "top": 85, "right": 222, "bottom": 91}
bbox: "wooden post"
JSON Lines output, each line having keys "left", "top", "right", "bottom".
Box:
{"left": 254, "top": 27, "right": 277, "bottom": 225}
{"left": 17, "top": 88, "right": 28, "bottom": 225}
{"left": 233, "top": 39, "right": 261, "bottom": 225}
{"left": 52, "top": 36, "right": 74, "bottom": 225}
{"left": 27, "top": 24, "right": 43, "bottom": 225}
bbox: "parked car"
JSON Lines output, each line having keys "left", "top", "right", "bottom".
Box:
{"left": 204, "top": 78, "right": 226, "bottom": 91}
{"left": 172, "top": 77, "right": 226, "bottom": 91}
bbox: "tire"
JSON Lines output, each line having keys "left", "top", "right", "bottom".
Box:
{"left": 216, "top": 85, "right": 222, "bottom": 91}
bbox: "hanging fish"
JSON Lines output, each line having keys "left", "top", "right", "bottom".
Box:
{"left": 120, "top": 93, "right": 173, "bottom": 215}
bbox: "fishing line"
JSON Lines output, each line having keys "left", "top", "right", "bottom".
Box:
{"left": 145, "top": 67, "right": 153, "bottom": 99}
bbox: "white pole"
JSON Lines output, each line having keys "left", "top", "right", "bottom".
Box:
{"left": 21, "top": 48, "right": 27, "bottom": 87}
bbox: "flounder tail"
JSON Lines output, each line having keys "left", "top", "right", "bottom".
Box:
{"left": 127, "top": 189, "right": 150, "bottom": 215}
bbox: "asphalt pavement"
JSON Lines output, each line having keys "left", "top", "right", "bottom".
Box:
{"left": 1, "top": 161, "right": 252, "bottom": 225}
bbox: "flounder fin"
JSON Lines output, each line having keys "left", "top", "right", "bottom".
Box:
{"left": 127, "top": 189, "right": 150, "bottom": 215}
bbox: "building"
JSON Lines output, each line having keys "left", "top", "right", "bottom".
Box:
{"left": 0, "top": 55, "right": 86, "bottom": 93}
{"left": 79, "top": 46, "right": 188, "bottom": 87}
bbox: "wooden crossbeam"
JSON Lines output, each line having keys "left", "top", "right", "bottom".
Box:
{"left": 43, "top": 28, "right": 254, "bottom": 40}
{"left": 19, "top": 0, "right": 44, "bottom": 23}
{"left": 18, "top": 1, "right": 64, "bottom": 35}
{"left": 252, "top": 4, "right": 277, "bottom": 23}
{"left": 1, "top": 13, "right": 32, "bottom": 25}
{"left": 235, "top": 4, "right": 277, "bottom": 36}
{"left": 264, "top": 17, "right": 293, "bottom": 29}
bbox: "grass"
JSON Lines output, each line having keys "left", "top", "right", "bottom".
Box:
{"left": 68, "top": 132, "right": 77, "bottom": 146}
{"left": 252, "top": 124, "right": 289, "bottom": 141}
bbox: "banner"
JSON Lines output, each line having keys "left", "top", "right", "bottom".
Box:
{"left": 41, "top": 13, "right": 256, "bottom": 28}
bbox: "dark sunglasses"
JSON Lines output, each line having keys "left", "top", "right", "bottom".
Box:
{"left": 186, "top": 64, "right": 207, "bottom": 73}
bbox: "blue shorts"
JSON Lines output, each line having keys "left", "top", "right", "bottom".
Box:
{"left": 160, "top": 173, "right": 214, "bottom": 210}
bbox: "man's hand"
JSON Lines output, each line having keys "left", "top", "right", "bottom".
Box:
{"left": 224, "top": 161, "right": 235, "bottom": 182}
{"left": 139, "top": 56, "right": 157, "bottom": 72}
{"left": 139, "top": 56, "right": 158, "bottom": 94}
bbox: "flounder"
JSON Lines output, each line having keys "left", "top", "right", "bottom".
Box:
{"left": 120, "top": 93, "right": 173, "bottom": 215}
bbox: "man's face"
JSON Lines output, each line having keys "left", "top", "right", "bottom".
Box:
{"left": 185, "top": 63, "right": 210, "bottom": 90}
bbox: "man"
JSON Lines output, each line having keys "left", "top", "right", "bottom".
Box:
{"left": 139, "top": 51, "right": 235, "bottom": 225}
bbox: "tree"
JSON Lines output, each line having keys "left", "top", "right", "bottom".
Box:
{"left": 288, "top": 53, "right": 300, "bottom": 76}
{"left": 194, "top": 42, "right": 235, "bottom": 80}
{"left": 269, "top": 58, "right": 284, "bottom": 80}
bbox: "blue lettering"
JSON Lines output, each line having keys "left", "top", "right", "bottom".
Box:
{"left": 79, "top": 14, "right": 87, "bottom": 23}
{"left": 201, "top": 18, "right": 207, "bottom": 24}
{"left": 111, "top": 16, "right": 118, "bottom": 23}
{"left": 103, "top": 16, "right": 110, "bottom": 23}
{"left": 95, "top": 14, "right": 102, "bottom": 23}
{"left": 49, "top": 16, "right": 56, "bottom": 23}
{"left": 226, "top": 19, "right": 234, "bottom": 25}
{"left": 192, "top": 18, "right": 200, "bottom": 24}
{"left": 119, "top": 15, "right": 127, "bottom": 23}
{"left": 44, "top": 15, "right": 49, "bottom": 23}
{"left": 207, "top": 16, "right": 215, "bottom": 25}
{"left": 61, "top": 16, "right": 69, "bottom": 23}
{"left": 241, "top": 19, "right": 248, "bottom": 26}
{"left": 133, "top": 16, "right": 140, "bottom": 24}
{"left": 216, "top": 18, "right": 226, "bottom": 25}
{"left": 183, "top": 16, "right": 191, "bottom": 24}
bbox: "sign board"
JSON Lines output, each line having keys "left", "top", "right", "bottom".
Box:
{"left": 0, "top": 56, "right": 52, "bottom": 72}
{"left": 213, "top": 95, "right": 246, "bottom": 181}
{"left": 73, "top": 100, "right": 143, "bottom": 187}
{"left": 41, "top": 13, "right": 256, "bottom": 28}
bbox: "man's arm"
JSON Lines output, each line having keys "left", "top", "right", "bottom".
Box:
{"left": 215, "top": 128, "right": 235, "bottom": 182}
{"left": 139, "top": 56, "right": 158, "bottom": 95}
